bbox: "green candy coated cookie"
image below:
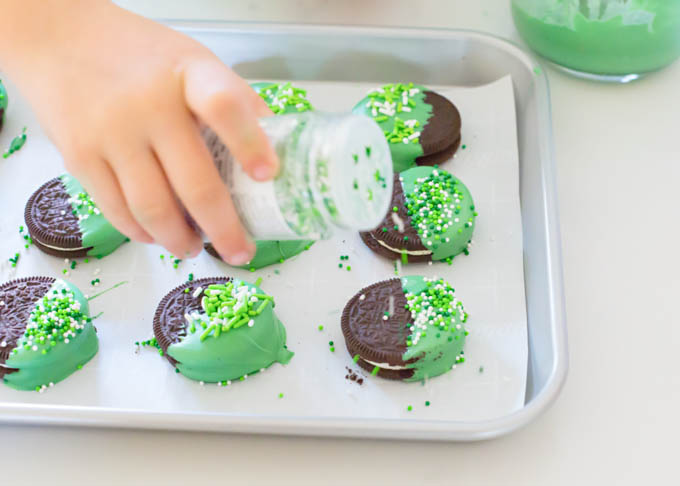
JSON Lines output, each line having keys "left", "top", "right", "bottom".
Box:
{"left": 4, "top": 279, "right": 98, "bottom": 391}
{"left": 168, "top": 279, "right": 293, "bottom": 382}
{"left": 401, "top": 275, "right": 467, "bottom": 382}
{"left": 401, "top": 166, "right": 476, "bottom": 261}
{"left": 60, "top": 174, "right": 128, "bottom": 258}
{"left": 352, "top": 83, "right": 433, "bottom": 173}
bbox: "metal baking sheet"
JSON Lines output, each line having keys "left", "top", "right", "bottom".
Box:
{"left": 0, "top": 22, "right": 567, "bottom": 441}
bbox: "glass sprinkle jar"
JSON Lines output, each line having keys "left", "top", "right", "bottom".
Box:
{"left": 201, "top": 112, "right": 394, "bottom": 240}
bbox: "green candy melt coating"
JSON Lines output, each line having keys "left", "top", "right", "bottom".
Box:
{"left": 0, "top": 79, "right": 7, "bottom": 114}
{"left": 400, "top": 166, "right": 476, "bottom": 261}
{"left": 4, "top": 279, "right": 98, "bottom": 391}
{"left": 352, "top": 83, "right": 433, "bottom": 173}
{"left": 168, "top": 279, "right": 293, "bottom": 382}
{"left": 251, "top": 81, "right": 314, "bottom": 115}
{"left": 60, "top": 174, "right": 127, "bottom": 257}
{"left": 238, "top": 240, "right": 313, "bottom": 270}
{"left": 401, "top": 276, "right": 466, "bottom": 382}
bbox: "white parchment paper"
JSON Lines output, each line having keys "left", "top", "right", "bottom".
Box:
{"left": 0, "top": 75, "right": 526, "bottom": 425}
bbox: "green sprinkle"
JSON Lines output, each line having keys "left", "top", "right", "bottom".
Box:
{"left": 318, "top": 325, "right": 324, "bottom": 331}
{"left": 371, "top": 366, "right": 379, "bottom": 376}
{"left": 353, "top": 355, "right": 360, "bottom": 363}
{"left": 425, "top": 401, "right": 430, "bottom": 407}
{"left": 352, "top": 154, "right": 358, "bottom": 163}
{"left": 346, "top": 266, "right": 351, "bottom": 271}
{"left": 278, "top": 393, "right": 284, "bottom": 399}
{"left": 160, "top": 255, "right": 165, "bottom": 260}
{"left": 255, "top": 277, "right": 263, "bottom": 287}
{"left": 188, "top": 273, "right": 194, "bottom": 282}
{"left": 462, "top": 144, "right": 467, "bottom": 150}
{"left": 407, "top": 405, "right": 413, "bottom": 411}
{"left": 330, "top": 346, "right": 335, "bottom": 352}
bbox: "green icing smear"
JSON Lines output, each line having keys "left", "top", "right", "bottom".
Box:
{"left": 352, "top": 83, "right": 433, "bottom": 173}
{"left": 401, "top": 276, "right": 467, "bottom": 382}
{"left": 3, "top": 127, "right": 27, "bottom": 159}
{"left": 400, "top": 166, "right": 476, "bottom": 261}
{"left": 213, "top": 81, "right": 316, "bottom": 270}
{"left": 3, "top": 279, "right": 98, "bottom": 391}
{"left": 512, "top": 0, "right": 680, "bottom": 74}
{"left": 168, "top": 279, "right": 293, "bottom": 382}
{"left": 60, "top": 174, "right": 127, "bottom": 257}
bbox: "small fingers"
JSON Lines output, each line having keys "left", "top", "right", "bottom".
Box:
{"left": 110, "top": 146, "right": 203, "bottom": 258}
{"left": 182, "top": 58, "right": 279, "bottom": 181}
{"left": 72, "top": 158, "right": 154, "bottom": 244}
{"left": 151, "top": 112, "right": 255, "bottom": 265}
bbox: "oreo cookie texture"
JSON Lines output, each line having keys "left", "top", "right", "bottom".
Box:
{"left": 361, "top": 166, "right": 476, "bottom": 264}
{"left": 25, "top": 174, "right": 128, "bottom": 258}
{"left": 0, "top": 78, "right": 7, "bottom": 131}
{"left": 341, "top": 276, "right": 467, "bottom": 382}
{"left": 153, "top": 277, "right": 293, "bottom": 383}
{"left": 204, "top": 81, "right": 314, "bottom": 270}
{"left": 0, "top": 277, "right": 98, "bottom": 391}
{"left": 352, "top": 83, "right": 462, "bottom": 172}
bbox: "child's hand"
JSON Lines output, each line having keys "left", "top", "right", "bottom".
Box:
{"left": 0, "top": 0, "right": 276, "bottom": 264}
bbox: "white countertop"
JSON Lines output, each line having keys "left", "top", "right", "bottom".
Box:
{"left": 2, "top": 1, "right": 679, "bottom": 484}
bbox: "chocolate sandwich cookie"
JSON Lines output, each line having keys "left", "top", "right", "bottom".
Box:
{"left": 341, "top": 276, "right": 467, "bottom": 382}
{"left": 0, "top": 79, "right": 7, "bottom": 132}
{"left": 25, "top": 174, "right": 128, "bottom": 258}
{"left": 0, "top": 277, "right": 98, "bottom": 391}
{"left": 153, "top": 276, "right": 293, "bottom": 383}
{"left": 360, "top": 166, "right": 476, "bottom": 264}
{"left": 353, "top": 83, "right": 462, "bottom": 172}
{"left": 204, "top": 81, "right": 314, "bottom": 269}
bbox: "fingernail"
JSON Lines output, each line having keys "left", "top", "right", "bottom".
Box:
{"left": 226, "top": 251, "right": 252, "bottom": 266}
{"left": 186, "top": 246, "right": 202, "bottom": 259}
{"left": 252, "top": 164, "right": 274, "bottom": 181}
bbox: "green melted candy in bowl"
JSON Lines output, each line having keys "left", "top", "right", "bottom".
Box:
{"left": 401, "top": 276, "right": 468, "bottom": 382}
{"left": 352, "top": 83, "right": 434, "bottom": 173}
{"left": 61, "top": 174, "right": 128, "bottom": 258}
{"left": 512, "top": 0, "right": 680, "bottom": 76}
{"left": 221, "top": 81, "right": 316, "bottom": 271}
{"left": 3, "top": 279, "right": 98, "bottom": 391}
{"left": 168, "top": 279, "right": 293, "bottom": 383}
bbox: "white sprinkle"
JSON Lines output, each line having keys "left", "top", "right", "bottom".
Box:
{"left": 64, "top": 338, "right": 70, "bottom": 344}
{"left": 227, "top": 380, "right": 232, "bottom": 386}
{"left": 64, "top": 258, "right": 70, "bottom": 264}
{"left": 0, "top": 341, "right": 6, "bottom": 347}
{"left": 32, "top": 345, "right": 38, "bottom": 351}
{"left": 60, "top": 210, "right": 66, "bottom": 215}
{"left": 49, "top": 382, "right": 54, "bottom": 387}
{"left": 192, "top": 287, "right": 203, "bottom": 299}
{"left": 382, "top": 315, "right": 388, "bottom": 321}
{"left": 243, "top": 374, "right": 248, "bottom": 379}
{"left": 260, "top": 368, "right": 265, "bottom": 373}
{"left": 199, "top": 381, "right": 205, "bottom": 386}
{"left": 359, "top": 294, "right": 366, "bottom": 301}
{"left": 248, "top": 319, "right": 255, "bottom": 327}
{"left": 93, "top": 268, "right": 101, "bottom": 276}
{"left": 217, "top": 381, "right": 222, "bottom": 387}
